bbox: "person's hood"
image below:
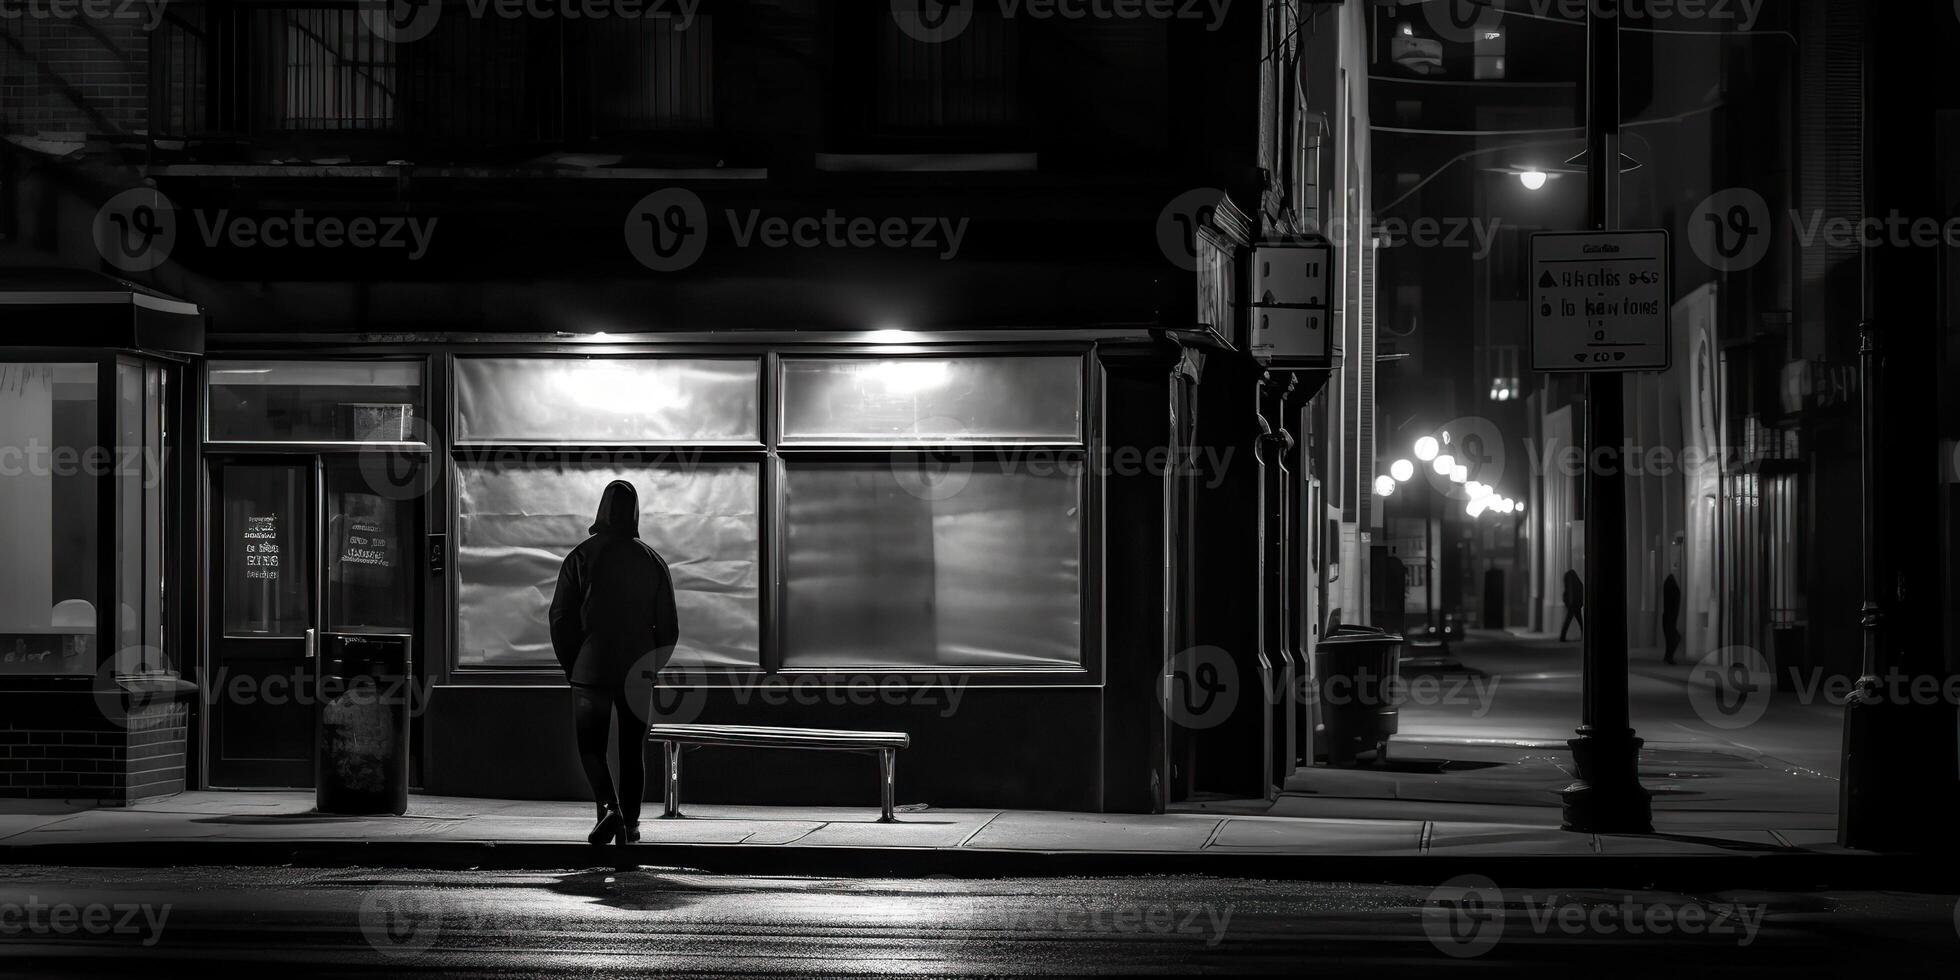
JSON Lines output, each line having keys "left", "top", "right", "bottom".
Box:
{"left": 590, "top": 480, "right": 641, "bottom": 538}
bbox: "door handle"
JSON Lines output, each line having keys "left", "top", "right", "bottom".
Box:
{"left": 305, "top": 628, "right": 318, "bottom": 660}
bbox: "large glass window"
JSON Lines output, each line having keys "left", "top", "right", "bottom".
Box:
{"left": 456, "top": 358, "right": 760, "bottom": 445}
{"left": 208, "top": 360, "right": 423, "bottom": 443}
{"left": 456, "top": 461, "right": 761, "bottom": 670}
{"left": 221, "top": 464, "right": 310, "bottom": 639}
{"left": 779, "top": 356, "right": 1083, "bottom": 444}
{"left": 781, "top": 460, "right": 1082, "bottom": 670}
{"left": 117, "top": 361, "right": 169, "bottom": 673}
{"left": 0, "top": 363, "right": 98, "bottom": 676}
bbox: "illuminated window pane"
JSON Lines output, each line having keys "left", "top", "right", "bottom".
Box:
{"left": 208, "top": 360, "right": 422, "bottom": 442}
{"left": 780, "top": 356, "right": 1083, "bottom": 444}
{"left": 456, "top": 358, "right": 760, "bottom": 444}
{"left": 781, "top": 459, "right": 1081, "bottom": 669}
{"left": 456, "top": 461, "right": 760, "bottom": 670}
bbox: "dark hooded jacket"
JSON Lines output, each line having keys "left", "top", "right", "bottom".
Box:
{"left": 549, "top": 481, "right": 680, "bottom": 687}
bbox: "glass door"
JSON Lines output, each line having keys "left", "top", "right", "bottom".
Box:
{"left": 207, "top": 454, "right": 423, "bottom": 788}
{"left": 208, "top": 459, "right": 317, "bottom": 787}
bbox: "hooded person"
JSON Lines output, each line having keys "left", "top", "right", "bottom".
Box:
{"left": 549, "top": 480, "right": 680, "bottom": 845}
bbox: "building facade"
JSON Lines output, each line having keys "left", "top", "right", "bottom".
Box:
{"left": 1, "top": 0, "right": 1377, "bottom": 811}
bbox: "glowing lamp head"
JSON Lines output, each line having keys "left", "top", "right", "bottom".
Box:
{"left": 1433, "top": 453, "right": 1456, "bottom": 475}
{"left": 1390, "top": 459, "right": 1416, "bottom": 482}
{"left": 1519, "top": 170, "right": 1548, "bottom": 191}
{"left": 1374, "top": 475, "right": 1397, "bottom": 498}
{"left": 1414, "top": 436, "right": 1440, "bottom": 462}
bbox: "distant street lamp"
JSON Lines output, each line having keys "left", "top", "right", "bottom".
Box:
{"left": 1432, "top": 453, "right": 1455, "bottom": 475}
{"left": 1414, "top": 436, "right": 1440, "bottom": 462}
{"left": 1374, "top": 475, "right": 1397, "bottom": 497}
{"left": 1391, "top": 458, "right": 1416, "bottom": 482}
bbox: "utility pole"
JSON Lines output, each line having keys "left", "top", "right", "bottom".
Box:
{"left": 1559, "top": 0, "right": 1653, "bottom": 834}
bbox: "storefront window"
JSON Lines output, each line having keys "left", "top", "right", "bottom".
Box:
{"left": 0, "top": 363, "right": 98, "bottom": 676}
{"left": 208, "top": 360, "right": 422, "bottom": 442}
{"left": 117, "top": 361, "right": 170, "bottom": 673}
{"left": 455, "top": 357, "right": 760, "bottom": 444}
{"left": 780, "top": 460, "right": 1082, "bottom": 669}
{"left": 456, "top": 460, "right": 761, "bottom": 670}
{"left": 779, "top": 356, "right": 1084, "bottom": 443}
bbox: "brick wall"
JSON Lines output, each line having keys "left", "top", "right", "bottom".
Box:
{"left": 0, "top": 14, "right": 150, "bottom": 136}
{"left": 0, "top": 690, "right": 188, "bottom": 806}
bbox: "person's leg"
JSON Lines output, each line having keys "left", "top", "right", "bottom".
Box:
{"left": 1559, "top": 608, "right": 1574, "bottom": 642}
{"left": 571, "top": 684, "right": 618, "bottom": 816}
{"left": 612, "top": 685, "right": 650, "bottom": 826}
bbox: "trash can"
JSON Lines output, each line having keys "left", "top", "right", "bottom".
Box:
{"left": 1313, "top": 625, "right": 1404, "bottom": 768}
{"left": 316, "top": 632, "right": 412, "bottom": 815}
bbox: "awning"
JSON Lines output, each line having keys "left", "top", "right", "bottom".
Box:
{"left": 0, "top": 269, "right": 204, "bottom": 356}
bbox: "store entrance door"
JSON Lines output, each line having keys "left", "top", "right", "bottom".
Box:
{"left": 206, "top": 455, "right": 422, "bottom": 788}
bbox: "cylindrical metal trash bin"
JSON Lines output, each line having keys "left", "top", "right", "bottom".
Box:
{"left": 316, "top": 633, "right": 412, "bottom": 815}
{"left": 1313, "top": 625, "right": 1404, "bottom": 768}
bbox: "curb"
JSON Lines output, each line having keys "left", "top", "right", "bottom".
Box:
{"left": 1, "top": 839, "right": 1947, "bottom": 890}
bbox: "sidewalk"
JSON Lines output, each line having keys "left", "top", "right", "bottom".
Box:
{"left": 0, "top": 789, "right": 1912, "bottom": 887}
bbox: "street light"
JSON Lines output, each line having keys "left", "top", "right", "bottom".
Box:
{"left": 1450, "top": 463, "right": 1468, "bottom": 484}
{"left": 1374, "top": 475, "right": 1397, "bottom": 497}
{"left": 1432, "top": 453, "right": 1455, "bottom": 475}
{"left": 1414, "top": 436, "right": 1440, "bottom": 462}
{"left": 1391, "top": 458, "right": 1416, "bottom": 482}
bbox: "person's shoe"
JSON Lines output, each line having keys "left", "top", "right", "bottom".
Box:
{"left": 588, "top": 803, "right": 625, "bottom": 845}
{"left": 622, "top": 821, "right": 641, "bottom": 844}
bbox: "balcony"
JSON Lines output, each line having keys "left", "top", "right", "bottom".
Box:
{"left": 149, "top": 2, "right": 718, "bottom": 166}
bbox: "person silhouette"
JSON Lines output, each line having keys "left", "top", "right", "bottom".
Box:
{"left": 549, "top": 480, "right": 679, "bottom": 846}
{"left": 1559, "top": 568, "right": 1584, "bottom": 643}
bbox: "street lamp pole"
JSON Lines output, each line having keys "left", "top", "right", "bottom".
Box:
{"left": 1560, "top": 0, "right": 1652, "bottom": 834}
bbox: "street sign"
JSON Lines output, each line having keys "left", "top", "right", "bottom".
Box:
{"left": 1530, "top": 230, "right": 1670, "bottom": 372}
{"left": 1247, "top": 240, "right": 1333, "bottom": 364}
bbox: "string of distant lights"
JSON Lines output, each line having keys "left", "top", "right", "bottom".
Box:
{"left": 1373, "top": 430, "right": 1522, "bottom": 519}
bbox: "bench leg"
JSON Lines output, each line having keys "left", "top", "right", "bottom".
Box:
{"left": 661, "top": 741, "right": 683, "bottom": 819}
{"left": 878, "top": 748, "right": 897, "bottom": 823}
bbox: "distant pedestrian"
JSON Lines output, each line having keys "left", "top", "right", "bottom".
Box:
{"left": 1661, "top": 573, "right": 1683, "bottom": 665}
{"left": 1559, "top": 569, "right": 1584, "bottom": 642}
{"left": 550, "top": 480, "right": 680, "bottom": 847}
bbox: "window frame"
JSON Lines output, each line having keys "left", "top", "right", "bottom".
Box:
{"left": 0, "top": 350, "right": 189, "bottom": 688}
{"left": 437, "top": 344, "right": 1102, "bottom": 690}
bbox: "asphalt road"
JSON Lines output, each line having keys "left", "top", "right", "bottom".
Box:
{"left": 0, "top": 865, "right": 1954, "bottom": 977}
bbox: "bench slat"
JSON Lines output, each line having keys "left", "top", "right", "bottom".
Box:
{"left": 648, "top": 723, "right": 909, "bottom": 750}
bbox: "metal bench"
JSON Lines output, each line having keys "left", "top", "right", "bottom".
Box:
{"left": 645, "top": 724, "right": 912, "bottom": 822}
